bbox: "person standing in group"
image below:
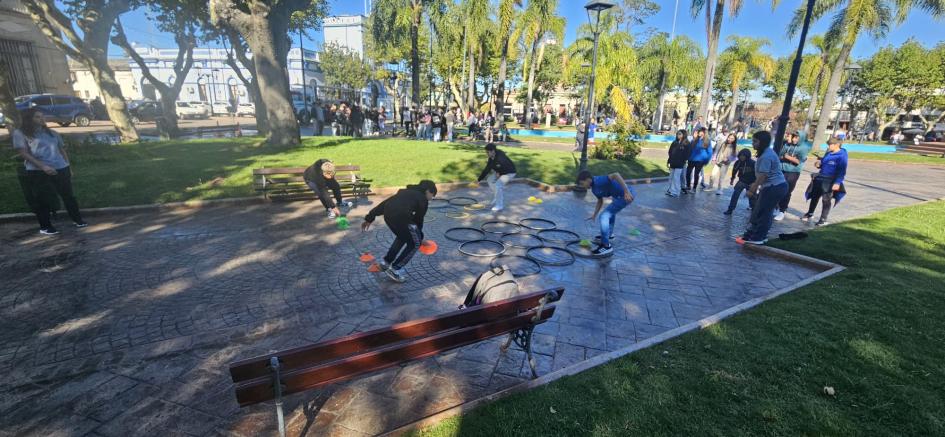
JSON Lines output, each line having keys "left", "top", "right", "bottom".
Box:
{"left": 709, "top": 133, "right": 738, "bottom": 194}
{"left": 431, "top": 109, "right": 443, "bottom": 142}
{"left": 666, "top": 129, "right": 691, "bottom": 197}
{"left": 483, "top": 112, "right": 495, "bottom": 143}
{"left": 737, "top": 131, "right": 788, "bottom": 245}
{"left": 312, "top": 100, "right": 325, "bottom": 136}
{"left": 361, "top": 180, "right": 438, "bottom": 283}
{"left": 467, "top": 111, "right": 479, "bottom": 140}
{"left": 724, "top": 148, "right": 756, "bottom": 214}
{"left": 574, "top": 121, "right": 586, "bottom": 152}
{"left": 303, "top": 159, "right": 354, "bottom": 219}
{"left": 414, "top": 108, "right": 425, "bottom": 140}
{"left": 377, "top": 106, "right": 387, "bottom": 135}
{"left": 445, "top": 107, "right": 456, "bottom": 142}
{"left": 803, "top": 138, "right": 848, "bottom": 226}
{"left": 351, "top": 105, "right": 365, "bottom": 138}
{"left": 476, "top": 143, "right": 517, "bottom": 212}
{"left": 775, "top": 129, "right": 811, "bottom": 221}
{"left": 685, "top": 128, "right": 712, "bottom": 193}
{"left": 12, "top": 108, "right": 87, "bottom": 235}
{"left": 575, "top": 170, "right": 636, "bottom": 256}
{"left": 402, "top": 106, "right": 414, "bottom": 137}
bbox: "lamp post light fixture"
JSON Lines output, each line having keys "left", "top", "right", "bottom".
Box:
{"left": 832, "top": 63, "right": 862, "bottom": 137}
{"left": 579, "top": 0, "right": 615, "bottom": 173}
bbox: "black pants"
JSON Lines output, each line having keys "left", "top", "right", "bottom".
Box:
{"left": 306, "top": 178, "right": 342, "bottom": 210}
{"left": 726, "top": 181, "right": 756, "bottom": 212}
{"left": 384, "top": 221, "right": 421, "bottom": 270}
{"left": 806, "top": 177, "right": 835, "bottom": 221}
{"left": 778, "top": 171, "right": 801, "bottom": 212}
{"left": 686, "top": 161, "right": 706, "bottom": 191}
{"left": 27, "top": 167, "right": 83, "bottom": 229}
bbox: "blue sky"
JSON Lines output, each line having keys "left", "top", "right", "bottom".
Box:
{"left": 115, "top": 0, "right": 945, "bottom": 61}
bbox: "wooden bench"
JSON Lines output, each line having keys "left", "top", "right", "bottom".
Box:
{"left": 253, "top": 165, "right": 373, "bottom": 202}
{"left": 228, "top": 287, "right": 564, "bottom": 436}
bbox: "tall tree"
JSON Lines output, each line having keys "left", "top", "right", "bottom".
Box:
{"left": 461, "top": 0, "right": 490, "bottom": 113}
{"left": 22, "top": 0, "right": 139, "bottom": 142}
{"left": 638, "top": 33, "right": 703, "bottom": 131}
{"left": 521, "top": 0, "right": 564, "bottom": 128}
{"left": 209, "top": 0, "right": 327, "bottom": 146}
{"left": 112, "top": 0, "right": 206, "bottom": 139}
{"left": 221, "top": 28, "right": 268, "bottom": 135}
{"left": 690, "top": 0, "right": 745, "bottom": 124}
{"left": 371, "top": 0, "right": 445, "bottom": 110}
{"left": 320, "top": 42, "right": 372, "bottom": 91}
{"left": 717, "top": 36, "right": 774, "bottom": 126}
{"left": 788, "top": 0, "right": 945, "bottom": 147}
{"left": 799, "top": 34, "right": 838, "bottom": 133}
{"left": 494, "top": 0, "right": 522, "bottom": 120}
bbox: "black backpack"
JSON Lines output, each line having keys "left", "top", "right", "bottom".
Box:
{"left": 462, "top": 265, "right": 519, "bottom": 307}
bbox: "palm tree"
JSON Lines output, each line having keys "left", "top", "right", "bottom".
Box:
{"left": 717, "top": 36, "right": 775, "bottom": 127}
{"left": 788, "top": 0, "right": 945, "bottom": 146}
{"left": 521, "top": 0, "right": 565, "bottom": 128}
{"left": 638, "top": 33, "right": 704, "bottom": 131}
{"left": 799, "top": 34, "right": 838, "bottom": 133}
{"left": 494, "top": 0, "right": 522, "bottom": 119}
{"left": 371, "top": 0, "right": 446, "bottom": 108}
{"left": 460, "top": 0, "right": 490, "bottom": 113}
{"left": 690, "top": 0, "right": 746, "bottom": 124}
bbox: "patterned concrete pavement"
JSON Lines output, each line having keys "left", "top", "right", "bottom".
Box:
{"left": 1, "top": 159, "right": 942, "bottom": 436}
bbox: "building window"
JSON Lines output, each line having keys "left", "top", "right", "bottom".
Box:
{"left": 0, "top": 38, "right": 43, "bottom": 96}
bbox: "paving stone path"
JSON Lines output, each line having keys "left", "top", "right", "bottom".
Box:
{"left": 1, "top": 159, "right": 942, "bottom": 436}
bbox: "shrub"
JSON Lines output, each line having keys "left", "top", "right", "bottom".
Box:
{"left": 599, "top": 119, "right": 644, "bottom": 160}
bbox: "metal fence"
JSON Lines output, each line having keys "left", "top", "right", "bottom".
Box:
{"left": 0, "top": 38, "right": 43, "bottom": 97}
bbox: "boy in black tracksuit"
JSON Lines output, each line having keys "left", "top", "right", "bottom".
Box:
{"left": 362, "top": 180, "right": 438, "bottom": 283}
{"left": 724, "top": 148, "right": 757, "bottom": 214}
{"left": 303, "top": 159, "right": 353, "bottom": 219}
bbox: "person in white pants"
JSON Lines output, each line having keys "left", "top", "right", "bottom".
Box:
{"left": 477, "top": 143, "right": 517, "bottom": 212}
{"left": 709, "top": 133, "right": 738, "bottom": 194}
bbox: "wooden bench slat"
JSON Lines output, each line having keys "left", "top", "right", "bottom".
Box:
{"left": 228, "top": 288, "right": 563, "bottom": 382}
{"left": 253, "top": 165, "right": 361, "bottom": 175}
{"left": 233, "top": 305, "right": 557, "bottom": 406}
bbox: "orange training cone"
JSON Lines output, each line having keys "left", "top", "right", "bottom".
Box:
{"left": 360, "top": 252, "right": 375, "bottom": 263}
{"left": 419, "top": 240, "right": 438, "bottom": 255}
{"left": 367, "top": 263, "right": 381, "bottom": 272}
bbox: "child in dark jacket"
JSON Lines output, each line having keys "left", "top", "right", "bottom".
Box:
{"left": 724, "top": 148, "right": 756, "bottom": 214}
{"left": 361, "top": 180, "right": 437, "bottom": 283}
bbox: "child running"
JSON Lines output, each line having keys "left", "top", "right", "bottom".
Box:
{"left": 575, "top": 170, "right": 635, "bottom": 256}
{"left": 361, "top": 180, "right": 438, "bottom": 283}
{"left": 723, "top": 148, "right": 756, "bottom": 214}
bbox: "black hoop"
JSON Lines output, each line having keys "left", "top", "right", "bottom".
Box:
{"left": 459, "top": 240, "right": 507, "bottom": 257}
{"left": 526, "top": 246, "right": 576, "bottom": 266}
{"left": 520, "top": 218, "right": 556, "bottom": 231}
{"left": 445, "top": 227, "right": 486, "bottom": 242}
{"left": 566, "top": 241, "right": 600, "bottom": 258}
{"left": 429, "top": 198, "right": 451, "bottom": 209}
{"left": 481, "top": 220, "right": 523, "bottom": 235}
{"left": 499, "top": 232, "right": 544, "bottom": 249}
{"left": 490, "top": 255, "right": 542, "bottom": 277}
{"left": 449, "top": 196, "right": 478, "bottom": 206}
{"left": 537, "top": 229, "right": 581, "bottom": 244}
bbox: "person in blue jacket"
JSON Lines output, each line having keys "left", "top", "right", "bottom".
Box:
{"left": 685, "top": 127, "right": 713, "bottom": 193}
{"left": 803, "top": 137, "right": 848, "bottom": 226}
{"left": 576, "top": 170, "right": 635, "bottom": 256}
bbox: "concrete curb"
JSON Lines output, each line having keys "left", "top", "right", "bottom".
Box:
{"left": 383, "top": 251, "right": 843, "bottom": 436}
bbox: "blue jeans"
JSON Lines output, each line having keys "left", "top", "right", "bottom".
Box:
{"left": 745, "top": 183, "right": 788, "bottom": 241}
{"left": 726, "top": 181, "right": 756, "bottom": 212}
{"left": 599, "top": 199, "right": 628, "bottom": 246}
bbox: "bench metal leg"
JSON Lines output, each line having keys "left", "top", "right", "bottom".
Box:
{"left": 270, "top": 356, "right": 286, "bottom": 437}
{"left": 503, "top": 326, "right": 538, "bottom": 378}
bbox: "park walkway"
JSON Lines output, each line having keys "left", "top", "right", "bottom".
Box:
{"left": 1, "top": 161, "right": 942, "bottom": 436}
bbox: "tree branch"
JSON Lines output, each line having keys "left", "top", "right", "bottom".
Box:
{"left": 112, "top": 18, "right": 171, "bottom": 96}
{"left": 209, "top": 0, "right": 253, "bottom": 33}
{"left": 21, "top": 0, "right": 83, "bottom": 59}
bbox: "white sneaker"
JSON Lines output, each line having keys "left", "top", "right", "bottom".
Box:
{"left": 491, "top": 206, "right": 503, "bottom": 212}
{"left": 774, "top": 211, "right": 785, "bottom": 221}
{"left": 343, "top": 201, "right": 355, "bottom": 208}
{"left": 386, "top": 268, "right": 407, "bottom": 283}
{"left": 327, "top": 210, "right": 337, "bottom": 219}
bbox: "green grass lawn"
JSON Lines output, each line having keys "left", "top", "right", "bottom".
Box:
{"left": 410, "top": 201, "right": 945, "bottom": 436}
{"left": 0, "top": 136, "right": 667, "bottom": 214}
{"left": 844, "top": 151, "right": 945, "bottom": 165}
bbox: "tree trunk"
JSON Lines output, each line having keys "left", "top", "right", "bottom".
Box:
{"left": 87, "top": 57, "right": 139, "bottom": 141}
{"left": 524, "top": 35, "right": 541, "bottom": 128}
{"left": 0, "top": 60, "right": 21, "bottom": 135}
{"left": 813, "top": 39, "right": 854, "bottom": 148}
{"left": 494, "top": 31, "right": 511, "bottom": 121}
{"left": 223, "top": 30, "right": 268, "bottom": 135}
{"left": 726, "top": 83, "right": 740, "bottom": 127}
{"left": 652, "top": 68, "right": 666, "bottom": 131}
{"left": 803, "top": 67, "right": 825, "bottom": 134}
{"left": 244, "top": 13, "right": 299, "bottom": 147}
{"left": 467, "top": 44, "right": 477, "bottom": 113}
{"left": 410, "top": 7, "right": 421, "bottom": 108}
{"left": 697, "top": 0, "right": 724, "bottom": 122}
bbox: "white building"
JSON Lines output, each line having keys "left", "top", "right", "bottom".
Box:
{"left": 69, "top": 59, "right": 142, "bottom": 101}
{"left": 323, "top": 15, "right": 367, "bottom": 58}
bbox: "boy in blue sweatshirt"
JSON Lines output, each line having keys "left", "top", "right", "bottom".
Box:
{"left": 804, "top": 138, "right": 848, "bottom": 226}
{"left": 576, "top": 170, "right": 635, "bottom": 256}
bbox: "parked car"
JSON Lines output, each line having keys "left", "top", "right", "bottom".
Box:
{"left": 211, "top": 102, "right": 233, "bottom": 116}
{"left": 187, "top": 101, "right": 211, "bottom": 118}
{"left": 175, "top": 101, "right": 209, "bottom": 120}
{"left": 236, "top": 102, "right": 255, "bottom": 117}
{"left": 14, "top": 94, "right": 94, "bottom": 127}
{"left": 129, "top": 101, "right": 163, "bottom": 124}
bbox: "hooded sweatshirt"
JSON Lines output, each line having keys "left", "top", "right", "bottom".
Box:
{"left": 667, "top": 138, "right": 692, "bottom": 168}
{"left": 365, "top": 182, "right": 434, "bottom": 231}
{"left": 688, "top": 137, "right": 713, "bottom": 163}
{"left": 477, "top": 149, "right": 517, "bottom": 181}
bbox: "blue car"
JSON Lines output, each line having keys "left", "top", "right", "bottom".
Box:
{"left": 15, "top": 94, "right": 94, "bottom": 127}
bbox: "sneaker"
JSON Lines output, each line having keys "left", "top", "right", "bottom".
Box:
{"left": 327, "top": 210, "right": 337, "bottom": 219}
{"left": 39, "top": 227, "right": 60, "bottom": 235}
{"left": 723, "top": 210, "right": 733, "bottom": 215}
{"left": 801, "top": 213, "right": 813, "bottom": 222}
{"left": 815, "top": 220, "right": 829, "bottom": 226}
{"left": 681, "top": 188, "right": 689, "bottom": 194}
{"left": 491, "top": 206, "right": 503, "bottom": 212}
{"left": 74, "top": 221, "right": 89, "bottom": 228}
{"left": 704, "top": 187, "right": 715, "bottom": 192}
{"left": 740, "top": 237, "right": 766, "bottom": 245}
{"left": 377, "top": 260, "right": 391, "bottom": 271}
{"left": 386, "top": 268, "right": 407, "bottom": 283}
{"left": 591, "top": 244, "right": 614, "bottom": 256}
{"left": 773, "top": 211, "right": 785, "bottom": 221}
{"left": 593, "top": 235, "right": 614, "bottom": 243}
{"left": 667, "top": 193, "right": 679, "bottom": 198}
{"left": 342, "top": 201, "right": 355, "bottom": 208}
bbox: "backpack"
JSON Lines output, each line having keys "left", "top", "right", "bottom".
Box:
{"left": 462, "top": 265, "right": 519, "bottom": 307}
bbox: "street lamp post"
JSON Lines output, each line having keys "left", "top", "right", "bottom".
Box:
{"left": 579, "top": 0, "right": 615, "bottom": 173}
{"left": 831, "top": 63, "right": 862, "bottom": 137}
{"left": 773, "top": 0, "right": 815, "bottom": 155}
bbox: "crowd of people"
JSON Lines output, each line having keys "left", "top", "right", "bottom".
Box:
{"left": 309, "top": 101, "right": 389, "bottom": 138}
